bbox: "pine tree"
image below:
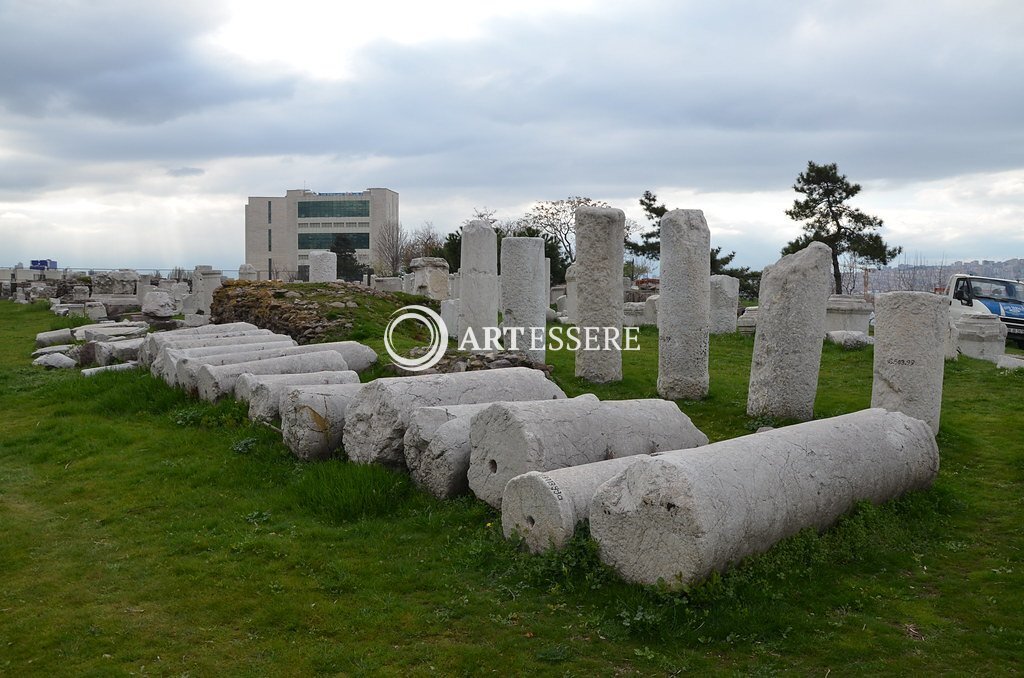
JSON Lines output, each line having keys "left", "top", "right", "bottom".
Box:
{"left": 783, "top": 161, "right": 901, "bottom": 294}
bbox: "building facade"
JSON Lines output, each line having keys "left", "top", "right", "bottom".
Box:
{"left": 244, "top": 188, "right": 398, "bottom": 280}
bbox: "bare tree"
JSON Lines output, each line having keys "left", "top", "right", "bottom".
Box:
{"left": 519, "top": 196, "right": 610, "bottom": 261}
{"left": 840, "top": 252, "right": 862, "bottom": 295}
{"left": 402, "top": 221, "right": 445, "bottom": 269}
{"left": 462, "top": 207, "right": 498, "bottom": 228}
{"left": 374, "top": 220, "right": 408, "bottom": 276}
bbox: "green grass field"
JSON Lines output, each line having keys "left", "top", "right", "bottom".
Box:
{"left": 1, "top": 299, "right": 1022, "bottom": 675}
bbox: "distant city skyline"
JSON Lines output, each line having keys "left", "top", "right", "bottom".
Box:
{"left": 1, "top": 1, "right": 1021, "bottom": 271}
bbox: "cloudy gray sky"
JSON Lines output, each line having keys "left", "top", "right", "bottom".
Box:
{"left": 1, "top": 0, "right": 1021, "bottom": 272}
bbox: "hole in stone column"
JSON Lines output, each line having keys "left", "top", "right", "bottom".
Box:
{"left": 488, "top": 459, "right": 497, "bottom": 473}
{"left": 526, "top": 515, "right": 535, "bottom": 527}
{"left": 665, "top": 502, "right": 677, "bottom": 512}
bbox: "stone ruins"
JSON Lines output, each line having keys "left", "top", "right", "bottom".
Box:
{"left": 18, "top": 196, "right": 1008, "bottom": 591}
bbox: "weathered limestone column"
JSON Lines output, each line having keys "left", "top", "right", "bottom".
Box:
{"left": 871, "top": 292, "right": 947, "bottom": 433}
{"left": 747, "top": 242, "right": 832, "bottom": 421}
{"left": 136, "top": 274, "right": 153, "bottom": 306}
{"left": 440, "top": 299, "right": 459, "bottom": 338}
{"left": 281, "top": 383, "right": 367, "bottom": 460}
{"left": 309, "top": 251, "right": 337, "bottom": 283}
{"left": 410, "top": 257, "right": 450, "bottom": 300}
{"left": 574, "top": 207, "right": 625, "bottom": 382}
{"left": 245, "top": 370, "right": 360, "bottom": 422}
{"left": 500, "top": 237, "right": 547, "bottom": 363}
{"left": 457, "top": 220, "right": 499, "bottom": 350}
{"left": 196, "top": 352, "right": 350, "bottom": 402}
{"left": 564, "top": 264, "right": 578, "bottom": 324}
{"left": 199, "top": 270, "right": 223, "bottom": 315}
{"left": 590, "top": 409, "right": 939, "bottom": 587}
{"left": 709, "top": 275, "right": 740, "bottom": 334}
{"left": 343, "top": 368, "right": 566, "bottom": 467}
{"left": 657, "top": 209, "right": 710, "bottom": 399}
{"left": 468, "top": 396, "right": 707, "bottom": 508}
{"left": 403, "top": 402, "right": 497, "bottom": 498}
{"left": 501, "top": 455, "right": 652, "bottom": 553}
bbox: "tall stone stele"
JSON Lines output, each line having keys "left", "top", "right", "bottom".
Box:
{"left": 500, "top": 237, "right": 547, "bottom": 363}
{"left": 457, "top": 220, "right": 500, "bottom": 351}
{"left": 564, "top": 263, "right": 579, "bottom": 323}
{"left": 309, "top": 251, "right": 337, "bottom": 283}
{"left": 709, "top": 275, "right": 740, "bottom": 334}
{"left": 657, "top": 209, "right": 710, "bottom": 400}
{"left": 746, "top": 241, "right": 832, "bottom": 421}
{"left": 574, "top": 206, "right": 625, "bottom": 383}
{"left": 871, "top": 291, "right": 947, "bottom": 434}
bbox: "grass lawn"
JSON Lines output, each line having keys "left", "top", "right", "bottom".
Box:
{"left": 1, "top": 299, "right": 1022, "bottom": 675}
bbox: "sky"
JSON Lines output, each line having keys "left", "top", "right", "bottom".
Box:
{"left": 0, "top": 0, "right": 1022, "bottom": 273}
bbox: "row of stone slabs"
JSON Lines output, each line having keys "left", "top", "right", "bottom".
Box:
{"left": 80, "top": 321, "right": 941, "bottom": 589}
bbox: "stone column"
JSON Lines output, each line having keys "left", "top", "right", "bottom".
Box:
{"left": 747, "top": 242, "right": 832, "bottom": 421}
{"left": 564, "top": 264, "right": 578, "bottom": 324}
{"left": 871, "top": 291, "right": 947, "bottom": 433}
{"left": 590, "top": 409, "right": 939, "bottom": 588}
{"left": 457, "top": 220, "right": 499, "bottom": 350}
{"left": 709, "top": 275, "right": 740, "bottom": 334}
{"left": 657, "top": 209, "right": 710, "bottom": 399}
{"left": 574, "top": 207, "right": 624, "bottom": 383}
{"left": 200, "top": 271, "right": 223, "bottom": 314}
{"left": 136, "top": 274, "right": 152, "bottom": 306}
{"left": 500, "top": 237, "right": 547, "bottom": 363}
{"left": 309, "top": 251, "right": 337, "bottom": 283}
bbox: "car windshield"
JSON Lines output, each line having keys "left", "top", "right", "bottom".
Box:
{"left": 969, "top": 278, "right": 1024, "bottom": 303}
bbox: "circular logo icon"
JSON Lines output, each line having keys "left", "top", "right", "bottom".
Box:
{"left": 384, "top": 305, "right": 449, "bottom": 371}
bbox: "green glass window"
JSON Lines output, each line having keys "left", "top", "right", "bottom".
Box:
{"left": 297, "top": 200, "right": 370, "bottom": 218}
{"left": 298, "top": 233, "right": 370, "bottom": 250}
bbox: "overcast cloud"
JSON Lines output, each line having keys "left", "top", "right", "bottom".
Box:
{"left": 1, "top": 0, "right": 1021, "bottom": 271}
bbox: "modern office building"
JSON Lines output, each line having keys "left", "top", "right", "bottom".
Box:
{"left": 244, "top": 188, "right": 399, "bottom": 280}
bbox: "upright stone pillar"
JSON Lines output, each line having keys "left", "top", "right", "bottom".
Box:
{"left": 747, "top": 242, "right": 832, "bottom": 421}
{"left": 574, "top": 207, "right": 625, "bottom": 383}
{"left": 458, "top": 220, "right": 499, "bottom": 350}
{"left": 500, "top": 237, "right": 547, "bottom": 363}
{"left": 309, "top": 251, "right": 337, "bottom": 283}
{"left": 709, "top": 275, "right": 740, "bottom": 334}
{"left": 657, "top": 209, "right": 710, "bottom": 400}
{"left": 200, "top": 271, "right": 223, "bottom": 314}
{"left": 564, "top": 264, "right": 578, "bottom": 324}
{"left": 871, "top": 292, "right": 947, "bottom": 433}
{"left": 136, "top": 274, "right": 153, "bottom": 307}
